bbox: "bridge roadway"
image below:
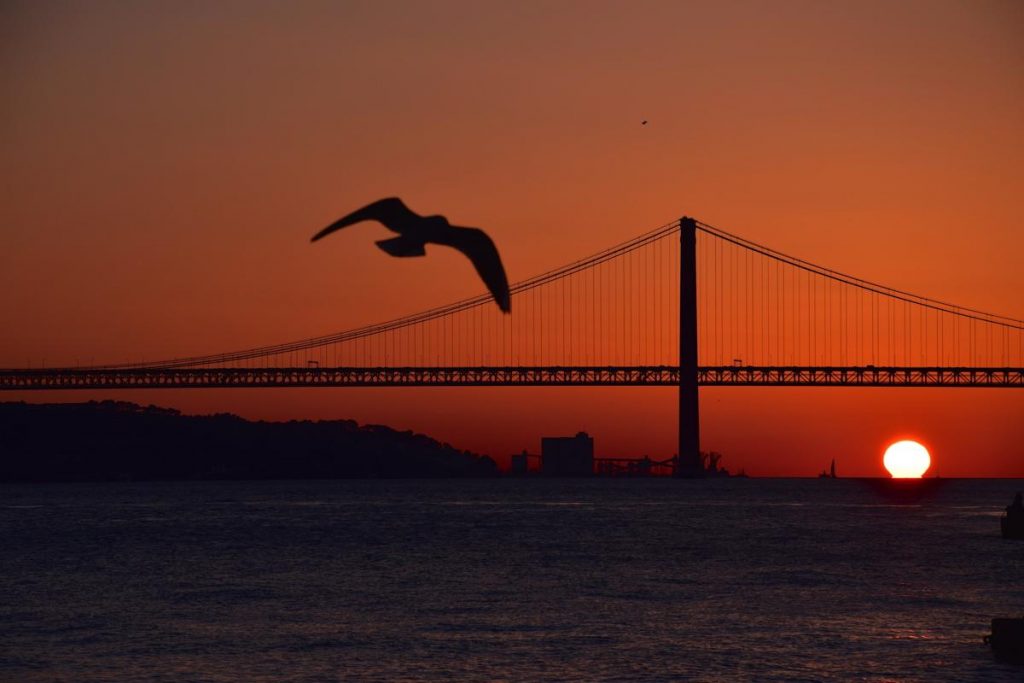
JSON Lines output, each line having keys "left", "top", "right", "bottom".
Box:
{"left": 2, "top": 366, "right": 1022, "bottom": 390}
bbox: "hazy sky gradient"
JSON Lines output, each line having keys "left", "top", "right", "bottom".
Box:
{"left": 2, "top": 0, "right": 1022, "bottom": 475}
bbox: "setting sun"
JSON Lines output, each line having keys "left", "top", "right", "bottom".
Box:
{"left": 883, "top": 440, "right": 932, "bottom": 478}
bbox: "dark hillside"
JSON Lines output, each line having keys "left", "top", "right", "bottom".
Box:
{"left": 0, "top": 401, "right": 498, "bottom": 481}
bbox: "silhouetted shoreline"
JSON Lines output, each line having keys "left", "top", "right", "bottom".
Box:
{"left": 0, "top": 401, "right": 498, "bottom": 482}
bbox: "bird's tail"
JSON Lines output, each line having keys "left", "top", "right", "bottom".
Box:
{"left": 375, "top": 236, "right": 426, "bottom": 257}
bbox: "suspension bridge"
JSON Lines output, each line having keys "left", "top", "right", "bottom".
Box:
{"left": 3, "top": 217, "right": 1022, "bottom": 475}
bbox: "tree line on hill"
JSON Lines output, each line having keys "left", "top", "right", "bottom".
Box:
{"left": 0, "top": 401, "right": 498, "bottom": 481}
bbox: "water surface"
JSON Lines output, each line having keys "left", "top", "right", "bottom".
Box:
{"left": 2, "top": 478, "right": 1022, "bottom": 681}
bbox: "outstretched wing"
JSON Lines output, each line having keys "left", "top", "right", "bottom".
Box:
{"left": 310, "top": 197, "right": 422, "bottom": 242}
{"left": 439, "top": 226, "right": 511, "bottom": 313}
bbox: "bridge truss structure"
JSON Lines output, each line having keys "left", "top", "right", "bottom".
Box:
{"left": 3, "top": 365, "right": 1022, "bottom": 390}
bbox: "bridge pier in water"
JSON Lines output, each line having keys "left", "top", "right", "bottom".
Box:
{"left": 676, "top": 216, "right": 703, "bottom": 477}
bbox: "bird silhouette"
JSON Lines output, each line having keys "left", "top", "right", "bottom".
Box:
{"left": 311, "top": 197, "right": 511, "bottom": 313}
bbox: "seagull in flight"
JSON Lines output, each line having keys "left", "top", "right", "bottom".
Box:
{"left": 311, "top": 197, "right": 511, "bottom": 313}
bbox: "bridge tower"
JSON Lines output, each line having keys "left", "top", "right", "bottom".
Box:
{"left": 676, "top": 216, "right": 703, "bottom": 477}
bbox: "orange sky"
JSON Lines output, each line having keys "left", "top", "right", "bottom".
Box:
{"left": 2, "top": 0, "right": 1022, "bottom": 476}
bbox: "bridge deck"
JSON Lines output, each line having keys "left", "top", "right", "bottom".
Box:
{"left": 2, "top": 366, "right": 1022, "bottom": 390}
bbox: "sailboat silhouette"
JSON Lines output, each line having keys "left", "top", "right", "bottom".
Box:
{"left": 818, "top": 459, "right": 837, "bottom": 479}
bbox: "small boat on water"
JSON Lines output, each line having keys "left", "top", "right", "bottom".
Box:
{"left": 1001, "top": 492, "right": 1024, "bottom": 540}
{"left": 818, "top": 458, "right": 837, "bottom": 479}
{"left": 1002, "top": 513, "right": 1024, "bottom": 540}
{"left": 985, "top": 617, "right": 1024, "bottom": 663}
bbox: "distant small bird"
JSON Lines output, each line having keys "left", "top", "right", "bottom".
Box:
{"left": 641, "top": 120, "right": 648, "bottom": 125}
{"left": 311, "top": 197, "right": 511, "bottom": 313}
